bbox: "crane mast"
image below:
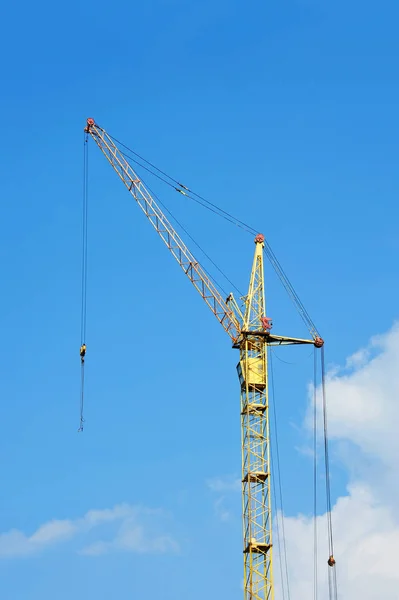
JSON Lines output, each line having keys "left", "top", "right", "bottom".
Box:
{"left": 239, "top": 238, "right": 273, "bottom": 598}
{"left": 84, "top": 118, "right": 323, "bottom": 600}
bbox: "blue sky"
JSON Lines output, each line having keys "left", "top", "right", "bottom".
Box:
{"left": 0, "top": 1, "right": 398, "bottom": 598}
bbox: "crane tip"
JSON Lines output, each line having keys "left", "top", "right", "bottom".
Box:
{"left": 84, "top": 118, "right": 95, "bottom": 132}
{"left": 254, "top": 233, "right": 265, "bottom": 244}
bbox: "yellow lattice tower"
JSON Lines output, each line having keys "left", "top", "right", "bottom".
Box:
{"left": 238, "top": 235, "right": 273, "bottom": 599}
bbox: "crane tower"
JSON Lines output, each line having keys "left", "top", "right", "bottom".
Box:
{"left": 84, "top": 118, "right": 323, "bottom": 600}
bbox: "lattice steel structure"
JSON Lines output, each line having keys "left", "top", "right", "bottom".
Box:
{"left": 85, "top": 118, "right": 322, "bottom": 599}
{"left": 238, "top": 240, "right": 273, "bottom": 599}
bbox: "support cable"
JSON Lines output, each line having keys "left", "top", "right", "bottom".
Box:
{"left": 79, "top": 133, "right": 89, "bottom": 432}
{"left": 321, "top": 346, "right": 338, "bottom": 600}
{"left": 271, "top": 347, "right": 314, "bottom": 366}
{"left": 313, "top": 348, "right": 318, "bottom": 600}
{"left": 106, "top": 132, "right": 256, "bottom": 235}
{"left": 99, "top": 127, "right": 320, "bottom": 339}
{"left": 141, "top": 178, "right": 243, "bottom": 298}
{"left": 262, "top": 242, "right": 319, "bottom": 339}
{"left": 270, "top": 351, "right": 291, "bottom": 600}
{"left": 109, "top": 144, "right": 244, "bottom": 297}
{"left": 118, "top": 147, "right": 255, "bottom": 235}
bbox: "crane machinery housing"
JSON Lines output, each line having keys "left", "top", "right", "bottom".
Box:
{"left": 82, "top": 117, "right": 331, "bottom": 600}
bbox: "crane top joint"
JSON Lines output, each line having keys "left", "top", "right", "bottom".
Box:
{"left": 85, "top": 117, "right": 95, "bottom": 133}
{"left": 254, "top": 233, "right": 265, "bottom": 244}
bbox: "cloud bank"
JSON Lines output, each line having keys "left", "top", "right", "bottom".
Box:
{"left": 281, "top": 322, "right": 399, "bottom": 598}
{"left": 0, "top": 503, "right": 178, "bottom": 559}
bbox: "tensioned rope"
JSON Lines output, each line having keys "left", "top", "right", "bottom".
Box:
{"left": 97, "top": 126, "right": 320, "bottom": 340}
{"left": 313, "top": 348, "right": 318, "bottom": 600}
{"left": 321, "top": 347, "right": 338, "bottom": 600}
{"left": 270, "top": 351, "right": 291, "bottom": 600}
{"left": 79, "top": 133, "right": 89, "bottom": 432}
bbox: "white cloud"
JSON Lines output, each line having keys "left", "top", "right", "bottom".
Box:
{"left": 0, "top": 519, "right": 77, "bottom": 558}
{"left": 206, "top": 475, "right": 241, "bottom": 493}
{"left": 30, "top": 519, "right": 77, "bottom": 544}
{"left": 320, "top": 323, "right": 399, "bottom": 464}
{"left": 213, "top": 497, "right": 233, "bottom": 523}
{"left": 278, "top": 322, "right": 399, "bottom": 598}
{"left": 206, "top": 474, "right": 241, "bottom": 522}
{"left": 80, "top": 510, "right": 179, "bottom": 556}
{"left": 0, "top": 503, "right": 178, "bottom": 559}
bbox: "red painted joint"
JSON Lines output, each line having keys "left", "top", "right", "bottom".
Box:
{"left": 261, "top": 316, "right": 272, "bottom": 331}
{"left": 314, "top": 336, "right": 324, "bottom": 348}
{"left": 255, "top": 233, "right": 265, "bottom": 244}
{"left": 84, "top": 117, "right": 95, "bottom": 132}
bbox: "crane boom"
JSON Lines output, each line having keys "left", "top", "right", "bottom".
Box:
{"left": 84, "top": 118, "right": 241, "bottom": 343}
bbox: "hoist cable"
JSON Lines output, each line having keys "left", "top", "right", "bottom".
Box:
{"left": 79, "top": 134, "right": 89, "bottom": 432}
{"left": 79, "top": 364, "right": 85, "bottom": 433}
{"left": 269, "top": 352, "right": 286, "bottom": 600}
{"left": 81, "top": 134, "right": 89, "bottom": 345}
{"left": 321, "top": 346, "right": 338, "bottom": 600}
{"left": 270, "top": 351, "right": 291, "bottom": 600}
{"left": 333, "top": 557, "right": 338, "bottom": 597}
{"left": 313, "top": 348, "right": 318, "bottom": 600}
{"left": 271, "top": 448, "right": 286, "bottom": 600}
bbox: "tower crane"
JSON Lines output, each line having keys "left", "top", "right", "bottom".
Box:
{"left": 83, "top": 117, "right": 325, "bottom": 600}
